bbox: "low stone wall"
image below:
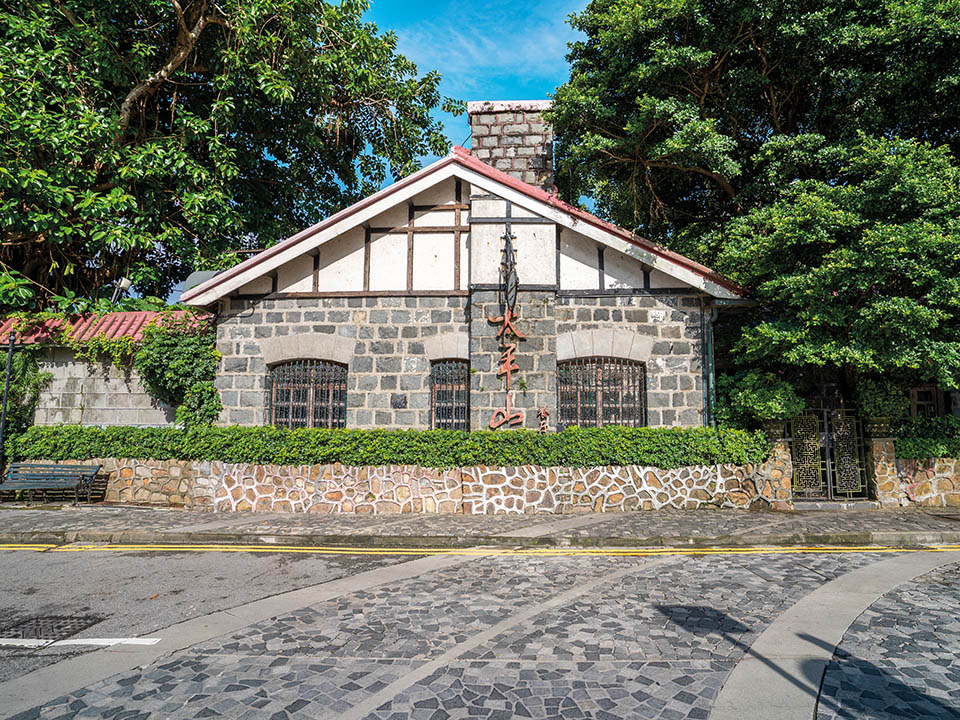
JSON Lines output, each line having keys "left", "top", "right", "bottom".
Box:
{"left": 33, "top": 442, "right": 792, "bottom": 513}
{"left": 868, "top": 439, "right": 960, "bottom": 508}
{"left": 868, "top": 439, "right": 960, "bottom": 507}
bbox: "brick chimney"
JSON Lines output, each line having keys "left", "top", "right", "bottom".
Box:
{"left": 467, "top": 100, "right": 554, "bottom": 192}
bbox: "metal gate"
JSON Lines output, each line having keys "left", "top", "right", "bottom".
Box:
{"left": 790, "top": 387, "right": 868, "bottom": 500}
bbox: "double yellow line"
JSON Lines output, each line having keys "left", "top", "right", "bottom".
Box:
{"left": 3, "top": 543, "right": 960, "bottom": 557}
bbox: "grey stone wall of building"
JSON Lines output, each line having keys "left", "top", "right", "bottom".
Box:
{"left": 470, "top": 289, "right": 557, "bottom": 431}
{"left": 34, "top": 347, "right": 175, "bottom": 427}
{"left": 215, "top": 296, "right": 469, "bottom": 428}
{"left": 556, "top": 295, "right": 706, "bottom": 427}
{"left": 467, "top": 100, "right": 554, "bottom": 191}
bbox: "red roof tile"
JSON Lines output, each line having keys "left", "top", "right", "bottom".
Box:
{"left": 0, "top": 311, "right": 211, "bottom": 346}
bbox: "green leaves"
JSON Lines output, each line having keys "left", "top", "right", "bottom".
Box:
{"left": 0, "top": 0, "right": 459, "bottom": 308}
{"left": 6, "top": 424, "right": 772, "bottom": 469}
{"left": 720, "top": 136, "right": 960, "bottom": 387}
{"left": 133, "top": 313, "right": 220, "bottom": 427}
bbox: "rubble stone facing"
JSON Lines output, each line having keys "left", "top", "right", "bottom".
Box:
{"left": 869, "top": 438, "right": 960, "bottom": 508}
{"left": 215, "top": 295, "right": 469, "bottom": 428}
{"left": 37, "top": 442, "right": 792, "bottom": 513}
{"left": 467, "top": 100, "right": 554, "bottom": 191}
{"left": 94, "top": 458, "right": 217, "bottom": 508}
{"left": 555, "top": 295, "right": 706, "bottom": 427}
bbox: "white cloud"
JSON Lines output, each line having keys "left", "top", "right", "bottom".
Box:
{"left": 393, "top": 1, "right": 584, "bottom": 100}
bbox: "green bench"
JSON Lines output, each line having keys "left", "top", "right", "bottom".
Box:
{"left": 1, "top": 463, "right": 102, "bottom": 504}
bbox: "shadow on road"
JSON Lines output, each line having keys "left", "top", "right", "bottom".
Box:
{"left": 654, "top": 605, "right": 960, "bottom": 719}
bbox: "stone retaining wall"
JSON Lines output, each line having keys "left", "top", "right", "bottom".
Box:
{"left": 42, "top": 442, "right": 792, "bottom": 513}
{"left": 868, "top": 439, "right": 960, "bottom": 508}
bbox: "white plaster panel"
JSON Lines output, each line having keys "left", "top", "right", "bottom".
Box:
{"left": 471, "top": 198, "right": 507, "bottom": 217}
{"left": 514, "top": 224, "right": 556, "bottom": 284}
{"left": 276, "top": 254, "right": 313, "bottom": 293}
{"left": 512, "top": 205, "right": 539, "bottom": 219}
{"left": 316, "top": 227, "right": 364, "bottom": 292}
{"left": 460, "top": 233, "right": 470, "bottom": 289}
{"left": 368, "top": 232, "right": 407, "bottom": 291}
{"left": 370, "top": 202, "right": 408, "bottom": 228}
{"left": 412, "top": 233, "right": 455, "bottom": 290}
{"left": 649, "top": 268, "right": 678, "bottom": 288}
{"left": 470, "top": 223, "right": 503, "bottom": 284}
{"left": 559, "top": 231, "right": 599, "bottom": 290}
{"left": 415, "top": 208, "right": 456, "bottom": 226}
{"left": 237, "top": 276, "right": 272, "bottom": 295}
{"left": 412, "top": 177, "right": 456, "bottom": 206}
{"left": 604, "top": 247, "right": 646, "bottom": 290}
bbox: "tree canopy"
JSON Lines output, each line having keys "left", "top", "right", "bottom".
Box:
{"left": 719, "top": 135, "right": 960, "bottom": 387}
{"left": 0, "top": 0, "right": 460, "bottom": 310}
{"left": 551, "top": 0, "right": 960, "bottom": 390}
{"left": 551, "top": 0, "right": 960, "bottom": 258}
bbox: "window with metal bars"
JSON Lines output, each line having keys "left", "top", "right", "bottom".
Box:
{"left": 266, "top": 360, "right": 347, "bottom": 429}
{"left": 557, "top": 357, "right": 646, "bottom": 429}
{"left": 430, "top": 359, "right": 470, "bottom": 430}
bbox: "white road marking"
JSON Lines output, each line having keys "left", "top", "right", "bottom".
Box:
{"left": 0, "top": 637, "right": 161, "bottom": 648}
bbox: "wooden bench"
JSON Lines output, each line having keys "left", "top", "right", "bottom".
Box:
{"left": 1, "top": 463, "right": 102, "bottom": 504}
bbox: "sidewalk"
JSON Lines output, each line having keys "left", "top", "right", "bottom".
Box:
{"left": 2, "top": 504, "right": 960, "bottom": 548}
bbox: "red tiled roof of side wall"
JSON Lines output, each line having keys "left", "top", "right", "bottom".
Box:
{"left": 0, "top": 311, "right": 212, "bottom": 346}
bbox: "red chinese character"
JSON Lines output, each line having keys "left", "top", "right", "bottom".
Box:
{"left": 486, "top": 308, "right": 526, "bottom": 341}
{"left": 489, "top": 394, "right": 524, "bottom": 429}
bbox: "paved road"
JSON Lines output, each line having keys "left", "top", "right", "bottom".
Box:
{"left": 0, "top": 545, "right": 958, "bottom": 719}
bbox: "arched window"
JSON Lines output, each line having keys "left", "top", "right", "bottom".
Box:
{"left": 557, "top": 357, "right": 646, "bottom": 429}
{"left": 266, "top": 360, "right": 347, "bottom": 429}
{"left": 430, "top": 359, "right": 470, "bottom": 430}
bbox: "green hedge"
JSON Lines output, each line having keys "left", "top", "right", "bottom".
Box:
{"left": 894, "top": 416, "right": 960, "bottom": 459}
{"left": 7, "top": 425, "right": 771, "bottom": 469}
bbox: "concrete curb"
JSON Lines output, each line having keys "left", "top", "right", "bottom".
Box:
{"left": 3, "top": 529, "right": 960, "bottom": 549}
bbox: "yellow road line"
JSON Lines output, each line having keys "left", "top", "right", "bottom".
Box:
{"left": 2, "top": 542, "right": 960, "bottom": 558}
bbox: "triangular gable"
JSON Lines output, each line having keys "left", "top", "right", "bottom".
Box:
{"left": 181, "top": 147, "right": 742, "bottom": 306}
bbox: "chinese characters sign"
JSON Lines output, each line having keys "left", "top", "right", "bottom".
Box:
{"left": 488, "top": 230, "right": 525, "bottom": 429}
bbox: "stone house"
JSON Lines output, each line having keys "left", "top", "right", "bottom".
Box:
{"left": 179, "top": 101, "right": 745, "bottom": 432}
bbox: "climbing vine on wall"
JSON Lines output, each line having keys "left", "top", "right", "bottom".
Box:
{"left": 132, "top": 314, "right": 221, "bottom": 428}
{"left": 3, "top": 348, "right": 52, "bottom": 436}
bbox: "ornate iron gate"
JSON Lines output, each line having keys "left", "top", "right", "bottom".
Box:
{"left": 790, "top": 388, "right": 868, "bottom": 500}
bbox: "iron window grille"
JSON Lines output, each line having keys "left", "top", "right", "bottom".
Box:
{"left": 557, "top": 356, "right": 646, "bottom": 429}
{"left": 266, "top": 359, "right": 347, "bottom": 429}
{"left": 431, "top": 359, "right": 470, "bottom": 430}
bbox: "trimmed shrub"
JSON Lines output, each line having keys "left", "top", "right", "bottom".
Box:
{"left": 893, "top": 416, "right": 960, "bottom": 459}
{"left": 6, "top": 425, "right": 771, "bottom": 470}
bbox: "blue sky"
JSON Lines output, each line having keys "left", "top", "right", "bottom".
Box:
{"left": 364, "top": 0, "right": 586, "bottom": 156}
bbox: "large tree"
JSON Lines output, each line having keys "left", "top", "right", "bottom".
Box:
{"left": 550, "top": 0, "right": 960, "bottom": 261}
{"left": 0, "top": 0, "right": 459, "bottom": 309}
{"left": 551, "top": 0, "right": 960, "bottom": 391}
{"left": 718, "top": 134, "right": 960, "bottom": 388}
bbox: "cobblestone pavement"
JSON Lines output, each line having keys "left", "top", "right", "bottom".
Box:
{"left": 19, "top": 551, "right": 940, "bottom": 719}
{"left": 3, "top": 505, "right": 960, "bottom": 543}
{"left": 818, "top": 562, "right": 960, "bottom": 719}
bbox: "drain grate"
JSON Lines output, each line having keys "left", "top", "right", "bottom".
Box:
{"left": 0, "top": 616, "right": 104, "bottom": 642}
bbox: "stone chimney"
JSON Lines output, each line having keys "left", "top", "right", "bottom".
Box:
{"left": 467, "top": 100, "right": 554, "bottom": 192}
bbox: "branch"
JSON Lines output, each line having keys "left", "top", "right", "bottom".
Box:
{"left": 117, "top": 2, "right": 216, "bottom": 139}
{"left": 645, "top": 160, "right": 737, "bottom": 200}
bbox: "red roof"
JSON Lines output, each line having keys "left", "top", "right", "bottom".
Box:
{"left": 0, "top": 311, "right": 211, "bottom": 346}
{"left": 182, "top": 147, "right": 743, "bottom": 303}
